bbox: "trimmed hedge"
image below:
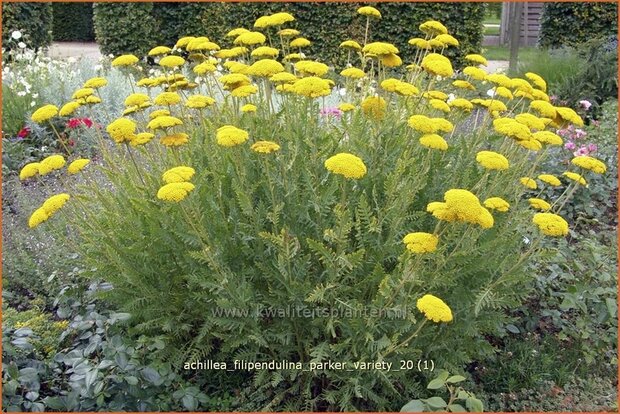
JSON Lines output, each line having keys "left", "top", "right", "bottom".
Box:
{"left": 92, "top": 2, "right": 484, "bottom": 68}
{"left": 199, "top": 2, "right": 485, "bottom": 68}
{"left": 1, "top": 2, "right": 53, "bottom": 51}
{"left": 539, "top": 2, "right": 618, "bottom": 48}
{"left": 93, "top": 2, "right": 159, "bottom": 56}
{"left": 52, "top": 2, "right": 95, "bottom": 42}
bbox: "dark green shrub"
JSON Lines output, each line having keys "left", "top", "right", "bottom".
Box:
{"left": 151, "top": 3, "right": 214, "bottom": 47}
{"left": 52, "top": 2, "right": 95, "bottom": 42}
{"left": 1, "top": 2, "right": 53, "bottom": 51}
{"left": 92, "top": 2, "right": 159, "bottom": 56}
{"left": 196, "top": 2, "right": 484, "bottom": 69}
{"left": 539, "top": 2, "right": 618, "bottom": 48}
{"left": 92, "top": 2, "right": 484, "bottom": 67}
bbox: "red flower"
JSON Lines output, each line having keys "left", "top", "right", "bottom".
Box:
{"left": 67, "top": 117, "right": 94, "bottom": 129}
{"left": 17, "top": 126, "right": 30, "bottom": 138}
{"left": 67, "top": 118, "right": 81, "bottom": 129}
{"left": 68, "top": 139, "right": 76, "bottom": 147}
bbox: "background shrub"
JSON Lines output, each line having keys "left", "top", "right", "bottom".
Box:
{"left": 52, "top": 2, "right": 95, "bottom": 42}
{"left": 92, "top": 2, "right": 159, "bottom": 56}
{"left": 1, "top": 2, "right": 53, "bottom": 51}
{"left": 92, "top": 2, "right": 484, "bottom": 67}
{"left": 539, "top": 2, "right": 618, "bottom": 48}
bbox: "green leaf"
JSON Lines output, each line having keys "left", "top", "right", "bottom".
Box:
{"left": 427, "top": 377, "right": 446, "bottom": 390}
{"left": 142, "top": 367, "right": 163, "bottom": 385}
{"left": 448, "top": 403, "right": 467, "bottom": 412}
{"left": 401, "top": 399, "right": 426, "bottom": 412}
{"left": 446, "top": 375, "right": 467, "bottom": 384}
{"left": 425, "top": 397, "right": 448, "bottom": 409}
{"left": 505, "top": 324, "right": 520, "bottom": 334}
{"left": 466, "top": 397, "right": 484, "bottom": 412}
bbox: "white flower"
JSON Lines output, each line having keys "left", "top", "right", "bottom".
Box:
{"left": 67, "top": 57, "right": 77, "bottom": 64}
{"left": 93, "top": 64, "right": 103, "bottom": 71}
{"left": 11, "top": 30, "right": 22, "bottom": 40}
{"left": 18, "top": 42, "right": 26, "bottom": 49}
{"left": 447, "top": 93, "right": 456, "bottom": 103}
{"left": 17, "top": 91, "right": 27, "bottom": 97}
{"left": 32, "top": 93, "right": 39, "bottom": 99}
{"left": 486, "top": 88, "right": 496, "bottom": 97}
{"left": 30, "top": 101, "right": 36, "bottom": 107}
{"left": 338, "top": 88, "right": 347, "bottom": 97}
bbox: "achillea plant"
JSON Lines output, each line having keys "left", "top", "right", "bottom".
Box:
{"left": 24, "top": 6, "right": 607, "bottom": 411}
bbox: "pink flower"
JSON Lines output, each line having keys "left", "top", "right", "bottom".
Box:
{"left": 587, "top": 143, "right": 598, "bottom": 153}
{"left": 564, "top": 141, "right": 576, "bottom": 150}
{"left": 320, "top": 107, "right": 342, "bottom": 119}
{"left": 579, "top": 100, "right": 592, "bottom": 110}
{"left": 575, "top": 129, "right": 587, "bottom": 139}
{"left": 574, "top": 147, "right": 589, "bottom": 156}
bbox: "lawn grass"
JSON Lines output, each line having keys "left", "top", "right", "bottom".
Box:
{"left": 483, "top": 16, "right": 501, "bottom": 25}
{"left": 484, "top": 25, "right": 500, "bottom": 36}
{"left": 481, "top": 45, "right": 538, "bottom": 62}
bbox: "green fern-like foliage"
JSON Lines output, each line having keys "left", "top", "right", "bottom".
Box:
{"left": 54, "top": 12, "right": 584, "bottom": 409}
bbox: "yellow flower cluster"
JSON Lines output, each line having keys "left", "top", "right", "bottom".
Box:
{"left": 538, "top": 174, "right": 561, "bottom": 186}
{"left": 416, "top": 294, "right": 453, "bottom": 323}
{"left": 39, "top": 155, "right": 66, "bottom": 175}
{"left": 528, "top": 198, "right": 551, "bottom": 211}
{"left": 403, "top": 232, "right": 438, "bottom": 254}
{"left": 290, "top": 76, "right": 332, "bottom": 98}
{"left": 483, "top": 197, "right": 510, "bottom": 212}
{"left": 185, "top": 95, "right": 216, "bottom": 109}
{"left": 357, "top": 6, "right": 381, "bottom": 18}
{"left": 247, "top": 59, "right": 284, "bottom": 77}
{"left": 476, "top": 151, "right": 510, "bottom": 171}
{"left": 380, "top": 78, "right": 419, "bottom": 96}
{"left": 157, "top": 182, "right": 195, "bottom": 202}
{"left": 112, "top": 54, "right": 139, "bottom": 67}
{"left": 427, "top": 189, "right": 494, "bottom": 229}
{"left": 563, "top": 172, "right": 587, "bottom": 186}
{"left": 19, "top": 163, "right": 40, "bottom": 180}
{"left": 324, "top": 153, "right": 367, "bottom": 179}
{"left": 106, "top": 118, "right": 137, "bottom": 144}
{"left": 67, "top": 159, "right": 90, "bottom": 175}
{"left": 361, "top": 96, "right": 387, "bottom": 120}
{"left": 216, "top": 125, "right": 249, "bottom": 147}
{"left": 29, "top": 193, "right": 70, "bottom": 228}
{"left": 340, "top": 67, "right": 366, "bottom": 79}
{"left": 31, "top": 104, "right": 58, "bottom": 124}
{"left": 419, "top": 134, "right": 448, "bottom": 151}
{"left": 162, "top": 166, "right": 195, "bottom": 184}
{"left": 251, "top": 141, "right": 281, "bottom": 154}
{"left": 421, "top": 53, "right": 453, "bottom": 78}
{"left": 408, "top": 115, "right": 453, "bottom": 134}
{"left": 157, "top": 166, "right": 196, "bottom": 202}
{"left": 571, "top": 156, "right": 606, "bottom": 174}
{"left": 532, "top": 213, "right": 569, "bottom": 237}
